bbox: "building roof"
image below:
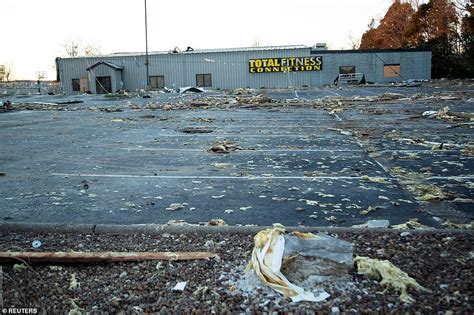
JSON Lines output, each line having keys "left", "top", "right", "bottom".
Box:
{"left": 106, "top": 45, "right": 310, "bottom": 57}
{"left": 86, "top": 61, "right": 124, "bottom": 71}
{"left": 312, "top": 47, "right": 432, "bottom": 54}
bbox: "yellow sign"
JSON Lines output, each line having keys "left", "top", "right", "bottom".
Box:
{"left": 249, "top": 56, "right": 322, "bottom": 73}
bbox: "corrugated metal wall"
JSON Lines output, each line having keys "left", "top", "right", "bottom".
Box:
{"left": 314, "top": 50, "right": 431, "bottom": 85}
{"left": 57, "top": 47, "right": 431, "bottom": 94}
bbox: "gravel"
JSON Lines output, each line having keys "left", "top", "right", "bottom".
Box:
{"left": 1, "top": 230, "right": 473, "bottom": 313}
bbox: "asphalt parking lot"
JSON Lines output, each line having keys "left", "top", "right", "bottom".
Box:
{"left": 1, "top": 83, "right": 473, "bottom": 227}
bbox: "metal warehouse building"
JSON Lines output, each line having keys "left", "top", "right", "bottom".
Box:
{"left": 55, "top": 45, "right": 431, "bottom": 94}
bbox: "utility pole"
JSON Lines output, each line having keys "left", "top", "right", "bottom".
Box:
{"left": 144, "top": 0, "right": 150, "bottom": 90}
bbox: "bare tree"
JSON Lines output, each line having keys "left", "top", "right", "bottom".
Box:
{"left": 4, "top": 65, "right": 12, "bottom": 82}
{"left": 65, "top": 41, "right": 102, "bottom": 57}
{"left": 0, "top": 65, "right": 5, "bottom": 82}
{"left": 251, "top": 37, "right": 261, "bottom": 47}
{"left": 65, "top": 41, "right": 80, "bottom": 57}
{"left": 36, "top": 71, "right": 46, "bottom": 81}
{"left": 347, "top": 34, "right": 361, "bottom": 49}
{"left": 84, "top": 44, "right": 101, "bottom": 56}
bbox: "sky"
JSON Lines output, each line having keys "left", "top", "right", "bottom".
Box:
{"left": 0, "top": 0, "right": 394, "bottom": 80}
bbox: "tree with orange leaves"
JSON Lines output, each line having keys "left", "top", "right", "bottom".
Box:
{"left": 360, "top": 0, "right": 414, "bottom": 49}
{"left": 360, "top": 0, "right": 472, "bottom": 78}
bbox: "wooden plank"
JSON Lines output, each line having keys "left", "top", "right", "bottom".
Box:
{"left": 0, "top": 251, "right": 218, "bottom": 264}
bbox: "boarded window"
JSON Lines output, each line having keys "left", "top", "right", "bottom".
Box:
{"left": 149, "top": 75, "right": 165, "bottom": 89}
{"left": 72, "top": 78, "right": 80, "bottom": 92}
{"left": 384, "top": 64, "right": 401, "bottom": 77}
{"left": 339, "top": 66, "right": 355, "bottom": 74}
{"left": 196, "top": 74, "right": 212, "bottom": 87}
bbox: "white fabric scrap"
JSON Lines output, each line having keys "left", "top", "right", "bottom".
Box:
{"left": 172, "top": 281, "right": 187, "bottom": 291}
{"left": 248, "top": 228, "right": 330, "bottom": 302}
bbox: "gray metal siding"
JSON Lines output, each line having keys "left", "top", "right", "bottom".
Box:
{"left": 57, "top": 48, "right": 431, "bottom": 94}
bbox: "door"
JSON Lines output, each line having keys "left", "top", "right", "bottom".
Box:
{"left": 96, "top": 76, "right": 112, "bottom": 94}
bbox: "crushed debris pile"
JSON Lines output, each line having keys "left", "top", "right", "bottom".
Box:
{"left": 422, "top": 106, "right": 474, "bottom": 121}
{"left": 12, "top": 102, "right": 66, "bottom": 111}
{"left": 236, "top": 94, "right": 272, "bottom": 105}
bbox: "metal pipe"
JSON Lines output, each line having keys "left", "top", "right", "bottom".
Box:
{"left": 144, "top": 0, "right": 150, "bottom": 90}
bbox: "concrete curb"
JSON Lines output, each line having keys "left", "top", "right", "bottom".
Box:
{"left": 1, "top": 223, "right": 472, "bottom": 235}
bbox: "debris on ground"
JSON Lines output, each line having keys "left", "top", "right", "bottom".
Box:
{"left": 191, "top": 117, "right": 216, "bottom": 123}
{"left": 410, "top": 184, "right": 453, "bottom": 202}
{"left": 236, "top": 94, "right": 272, "bottom": 105}
{"left": 352, "top": 220, "right": 390, "bottom": 229}
{"left": 180, "top": 127, "right": 213, "bottom": 134}
{"left": 179, "top": 87, "right": 204, "bottom": 93}
{"left": 69, "top": 272, "right": 79, "bottom": 289}
{"left": 228, "top": 88, "right": 254, "bottom": 95}
{"left": 354, "top": 256, "right": 429, "bottom": 304}
{"left": 211, "top": 163, "right": 231, "bottom": 169}
{"left": 172, "top": 281, "right": 187, "bottom": 291}
{"left": 140, "top": 114, "right": 173, "bottom": 120}
{"left": 13, "top": 263, "right": 28, "bottom": 272}
{"left": 207, "top": 140, "right": 244, "bottom": 154}
{"left": 166, "top": 203, "right": 186, "bottom": 211}
{"left": 1, "top": 229, "right": 473, "bottom": 313}
{"left": 1, "top": 100, "right": 12, "bottom": 112}
{"left": 245, "top": 226, "right": 352, "bottom": 302}
{"left": 208, "top": 219, "right": 226, "bottom": 226}
{"left": 441, "top": 220, "right": 473, "bottom": 229}
{"left": 370, "top": 92, "right": 406, "bottom": 102}
{"left": 69, "top": 298, "right": 84, "bottom": 315}
{"left": 0, "top": 251, "right": 218, "bottom": 264}
{"left": 422, "top": 106, "right": 474, "bottom": 120}
{"left": 391, "top": 219, "right": 432, "bottom": 230}
{"left": 461, "top": 146, "right": 474, "bottom": 156}
{"left": 361, "top": 176, "right": 386, "bottom": 183}
{"left": 99, "top": 107, "right": 123, "bottom": 113}
{"left": 360, "top": 206, "right": 381, "bottom": 216}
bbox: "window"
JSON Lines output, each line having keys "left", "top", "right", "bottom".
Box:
{"left": 196, "top": 74, "right": 212, "bottom": 87}
{"left": 72, "top": 78, "right": 80, "bottom": 92}
{"left": 149, "top": 75, "right": 165, "bottom": 89}
{"left": 339, "top": 66, "right": 355, "bottom": 74}
{"left": 384, "top": 64, "right": 401, "bottom": 77}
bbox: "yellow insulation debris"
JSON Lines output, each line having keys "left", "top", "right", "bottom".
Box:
{"left": 291, "top": 231, "right": 318, "bottom": 239}
{"left": 441, "top": 220, "right": 473, "bottom": 230}
{"left": 391, "top": 219, "right": 432, "bottom": 230}
{"left": 354, "top": 256, "right": 429, "bottom": 304}
{"left": 69, "top": 273, "right": 79, "bottom": 290}
{"left": 13, "top": 264, "right": 28, "bottom": 272}
{"left": 361, "top": 176, "right": 386, "bottom": 183}
{"left": 68, "top": 298, "right": 84, "bottom": 315}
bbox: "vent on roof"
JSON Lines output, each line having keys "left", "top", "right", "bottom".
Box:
{"left": 312, "top": 43, "right": 327, "bottom": 50}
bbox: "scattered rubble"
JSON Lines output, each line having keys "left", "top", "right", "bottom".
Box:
{"left": 236, "top": 94, "right": 272, "bottom": 105}
{"left": 207, "top": 140, "right": 244, "bottom": 154}
{"left": 1, "top": 229, "right": 473, "bottom": 313}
